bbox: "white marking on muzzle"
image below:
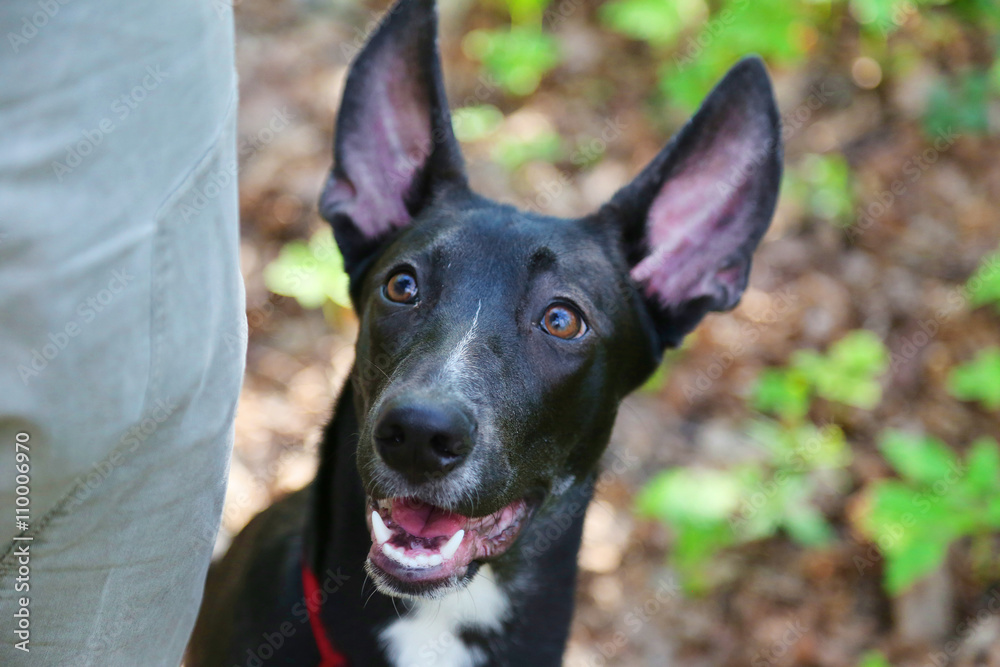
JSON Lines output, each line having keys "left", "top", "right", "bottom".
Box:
{"left": 439, "top": 300, "right": 482, "bottom": 382}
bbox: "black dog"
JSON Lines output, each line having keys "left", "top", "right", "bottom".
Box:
{"left": 188, "top": 0, "right": 781, "bottom": 664}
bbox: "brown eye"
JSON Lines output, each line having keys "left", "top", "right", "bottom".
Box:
{"left": 385, "top": 271, "right": 418, "bottom": 303}
{"left": 541, "top": 303, "right": 586, "bottom": 339}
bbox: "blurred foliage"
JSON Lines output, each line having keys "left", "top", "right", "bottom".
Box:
{"left": 492, "top": 130, "right": 564, "bottom": 170}
{"left": 857, "top": 651, "right": 892, "bottom": 667}
{"left": 263, "top": 228, "right": 351, "bottom": 310}
{"left": 452, "top": 104, "right": 505, "bottom": 142}
{"left": 783, "top": 153, "right": 856, "bottom": 227}
{"left": 463, "top": 0, "right": 560, "bottom": 95}
{"left": 754, "top": 329, "right": 889, "bottom": 417}
{"left": 966, "top": 247, "right": 1000, "bottom": 312}
{"left": 948, "top": 347, "right": 1000, "bottom": 410}
{"left": 925, "top": 71, "right": 993, "bottom": 137}
{"left": 857, "top": 432, "right": 1000, "bottom": 593}
{"left": 636, "top": 420, "right": 851, "bottom": 594}
{"left": 639, "top": 330, "right": 886, "bottom": 593}
{"left": 598, "top": 0, "right": 706, "bottom": 47}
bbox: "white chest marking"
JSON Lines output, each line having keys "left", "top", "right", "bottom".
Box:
{"left": 379, "top": 566, "right": 509, "bottom": 667}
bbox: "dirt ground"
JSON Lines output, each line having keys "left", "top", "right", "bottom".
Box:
{"left": 220, "top": 1, "right": 1000, "bottom": 665}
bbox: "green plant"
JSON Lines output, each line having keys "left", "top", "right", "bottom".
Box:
{"left": 491, "top": 130, "right": 563, "bottom": 170}
{"left": 784, "top": 153, "right": 856, "bottom": 227}
{"left": 754, "top": 329, "right": 890, "bottom": 417}
{"left": 966, "top": 247, "right": 1000, "bottom": 312}
{"left": 452, "top": 104, "right": 505, "bottom": 143}
{"left": 857, "top": 650, "right": 892, "bottom": 667}
{"left": 263, "top": 228, "right": 351, "bottom": 310}
{"left": 463, "top": 0, "right": 560, "bottom": 96}
{"left": 636, "top": 420, "right": 850, "bottom": 593}
{"left": 948, "top": 347, "right": 1000, "bottom": 410}
{"left": 858, "top": 431, "right": 1000, "bottom": 594}
{"left": 598, "top": 0, "right": 706, "bottom": 46}
{"left": 636, "top": 466, "right": 745, "bottom": 593}
{"left": 638, "top": 330, "right": 887, "bottom": 593}
{"left": 924, "top": 70, "right": 992, "bottom": 137}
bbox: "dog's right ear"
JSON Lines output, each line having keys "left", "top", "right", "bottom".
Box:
{"left": 319, "top": 0, "right": 466, "bottom": 278}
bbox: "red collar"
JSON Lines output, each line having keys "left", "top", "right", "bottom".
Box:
{"left": 301, "top": 561, "right": 349, "bottom": 667}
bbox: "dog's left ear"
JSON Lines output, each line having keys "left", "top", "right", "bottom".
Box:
{"left": 319, "top": 0, "right": 466, "bottom": 278}
{"left": 596, "top": 57, "right": 782, "bottom": 349}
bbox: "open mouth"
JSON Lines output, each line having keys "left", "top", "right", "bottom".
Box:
{"left": 365, "top": 496, "right": 534, "bottom": 596}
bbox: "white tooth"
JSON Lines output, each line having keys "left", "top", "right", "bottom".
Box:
{"left": 428, "top": 554, "right": 443, "bottom": 567}
{"left": 440, "top": 529, "right": 464, "bottom": 560}
{"left": 415, "top": 554, "right": 429, "bottom": 567}
{"left": 371, "top": 511, "right": 392, "bottom": 544}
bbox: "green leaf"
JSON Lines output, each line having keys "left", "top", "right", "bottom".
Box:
{"left": 786, "top": 153, "right": 856, "bottom": 226}
{"left": 505, "top": 0, "right": 550, "bottom": 27}
{"left": 658, "top": 0, "right": 816, "bottom": 112}
{"left": 263, "top": 228, "right": 351, "bottom": 310}
{"left": 452, "top": 105, "right": 504, "bottom": 143}
{"left": 671, "top": 520, "right": 736, "bottom": 595}
{"left": 463, "top": 27, "right": 561, "bottom": 96}
{"left": 862, "top": 479, "right": 956, "bottom": 593}
{"left": 753, "top": 368, "right": 811, "bottom": 420}
{"left": 857, "top": 650, "right": 892, "bottom": 667}
{"left": 884, "top": 536, "right": 951, "bottom": 594}
{"left": 793, "top": 330, "right": 888, "bottom": 409}
{"left": 963, "top": 437, "right": 1000, "bottom": 497}
{"left": 966, "top": 249, "right": 1000, "bottom": 311}
{"left": 747, "top": 419, "right": 850, "bottom": 471}
{"left": 879, "top": 430, "right": 958, "bottom": 485}
{"left": 948, "top": 348, "right": 1000, "bottom": 410}
{"left": 491, "top": 130, "right": 563, "bottom": 171}
{"left": 783, "top": 502, "right": 835, "bottom": 547}
{"left": 924, "top": 71, "right": 991, "bottom": 138}
{"left": 636, "top": 468, "right": 743, "bottom": 525}
{"left": 599, "top": 0, "right": 706, "bottom": 46}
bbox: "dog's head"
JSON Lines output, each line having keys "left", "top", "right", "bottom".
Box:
{"left": 319, "top": 0, "right": 781, "bottom": 598}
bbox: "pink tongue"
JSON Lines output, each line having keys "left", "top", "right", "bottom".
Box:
{"left": 391, "top": 499, "right": 467, "bottom": 538}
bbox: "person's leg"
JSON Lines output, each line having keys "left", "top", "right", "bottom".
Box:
{"left": 0, "top": 1, "right": 244, "bottom": 663}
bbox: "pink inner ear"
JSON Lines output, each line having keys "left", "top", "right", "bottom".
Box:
{"left": 630, "top": 116, "right": 765, "bottom": 311}
{"left": 336, "top": 50, "right": 434, "bottom": 239}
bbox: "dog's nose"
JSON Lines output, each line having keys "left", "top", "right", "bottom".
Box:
{"left": 373, "top": 399, "right": 475, "bottom": 482}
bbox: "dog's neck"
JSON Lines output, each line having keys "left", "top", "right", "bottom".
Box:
{"left": 305, "top": 371, "right": 594, "bottom": 665}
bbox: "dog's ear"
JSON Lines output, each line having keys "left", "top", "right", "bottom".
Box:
{"left": 319, "top": 0, "right": 465, "bottom": 277}
{"left": 597, "top": 57, "right": 782, "bottom": 349}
